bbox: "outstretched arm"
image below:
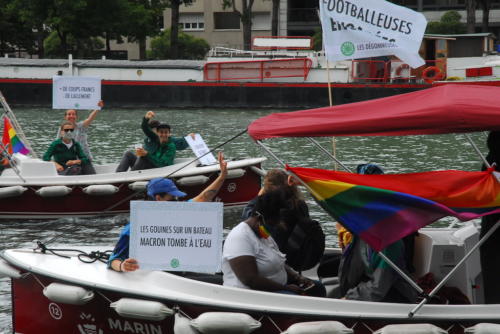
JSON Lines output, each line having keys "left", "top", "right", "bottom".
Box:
{"left": 192, "top": 151, "right": 227, "bottom": 202}
{"left": 82, "top": 100, "right": 104, "bottom": 128}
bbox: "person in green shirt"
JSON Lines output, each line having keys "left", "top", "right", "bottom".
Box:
{"left": 115, "top": 111, "right": 192, "bottom": 172}
{"left": 43, "top": 121, "right": 93, "bottom": 175}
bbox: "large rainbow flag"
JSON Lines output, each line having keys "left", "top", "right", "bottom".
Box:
{"left": 287, "top": 166, "right": 500, "bottom": 251}
{"left": 2, "top": 116, "right": 29, "bottom": 155}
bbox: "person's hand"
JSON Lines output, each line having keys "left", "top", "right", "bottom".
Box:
{"left": 97, "top": 100, "right": 104, "bottom": 109}
{"left": 136, "top": 148, "right": 148, "bottom": 157}
{"left": 66, "top": 160, "right": 81, "bottom": 166}
{"left": 284, "top": 284, "right": 304, "bottom": 294}
{"left": 121, "top": 258, "right": 139, "bottom": 272}
{"left": 145, "top": 111, "right": 155, "bottom": 119}
{"left": 296, "top": 275, "right": 314, "bottom": 288}
{"left": 218, "top": 151, "right": 227, "bottom": 177}
{"left": 188, "top": 133, "right": 196, "bottom": 139}
{"left": 55, "top": 162, "right": 64, "bottom": 172}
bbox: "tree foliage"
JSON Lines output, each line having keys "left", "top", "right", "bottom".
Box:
{"left": 426, "top": 11, "right": 467, "bottom": 34}
{"left": 2, "top": 0, "right": 169, "bottom": 59}
{"left": 222, "top": 0, "right": 255, "bottom": 50}
{"left": 148, "top": 29, "right": 209, "bottom": 60}
{"left": 0, "top": 0, "right": 37, "bottom": 55}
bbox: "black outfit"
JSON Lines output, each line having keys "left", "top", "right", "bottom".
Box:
{"left": 241, "top": 196, "right": 312, "bottom": 270}
{"left": 480, "top": 131, "right": 500, "bottom": 304}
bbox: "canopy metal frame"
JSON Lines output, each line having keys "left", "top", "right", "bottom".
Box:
{"left": 255, "top": 132, "right": 496, "bottom": 316}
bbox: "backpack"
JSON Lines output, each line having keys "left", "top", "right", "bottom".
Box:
{"left": 285, "top": 218, "right": 325, "bottom": 272}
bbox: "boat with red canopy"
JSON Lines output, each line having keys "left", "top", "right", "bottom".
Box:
{"left": 2, "top": 84, "right": 500, "bottom": 334}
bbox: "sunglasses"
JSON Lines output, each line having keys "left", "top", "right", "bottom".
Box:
{"left": 63, "top": 129, "right": 75, "bottom": 132}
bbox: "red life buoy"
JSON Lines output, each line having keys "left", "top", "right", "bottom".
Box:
{"left": 395, "top": 63, "right": 410, "bottom": 77}
{"left": 422, "top": 66, "right": 443, "bottom": 83}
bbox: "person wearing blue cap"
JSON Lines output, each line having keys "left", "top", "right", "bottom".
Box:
{"left": 108, "top": 151, "right": 227, "bottom": 272}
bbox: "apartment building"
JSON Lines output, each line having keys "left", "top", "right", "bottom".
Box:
{"left": 163, "top": 0, "right": 500, "bottom": 50}
{"left": 163, "top": 0, "right": 279, "bottom": 50}
{"left": 116, "top": 0, "right": 499, "bottom": 59}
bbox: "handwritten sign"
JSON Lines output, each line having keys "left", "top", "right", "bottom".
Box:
{"left": 129, "top": 201, "right": 223, "bottom": 273}
{"left": 185, "top": 133, "right": 217, "bottom": 166}
{"left": 52, "top": 76, "right": 101, "bottom": 110}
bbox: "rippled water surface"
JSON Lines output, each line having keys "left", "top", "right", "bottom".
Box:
{"left": 0, "top": 107, "right": 489, "bottom": 331}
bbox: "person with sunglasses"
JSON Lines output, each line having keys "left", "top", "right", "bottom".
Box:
{"left": 55, "top": 100, "right": 104, "bottom": 163}
{"left": 43, "top": 121, "right": 93, "bottom": 175}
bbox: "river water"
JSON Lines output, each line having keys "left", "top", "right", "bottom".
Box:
{"left": 0, "top": 107, "right": 488, "bottom": 332}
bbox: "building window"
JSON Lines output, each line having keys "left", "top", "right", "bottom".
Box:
{"left": 180, "top": 13, "right": 204, "bottom": 31}
{"left": 214, "top": 12, "right": 240, "bottom": 30}
{"left": 252, "top": 12, "right": 271, "bottom": 31}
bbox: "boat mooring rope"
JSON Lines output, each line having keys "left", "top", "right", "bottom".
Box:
{"left": 34, "top": 240, "right": 112, "bottom": 263}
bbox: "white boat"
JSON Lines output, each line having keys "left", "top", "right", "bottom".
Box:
{"left": 0, "top": 225, "right": 495, "bottom": 334}
{"left": 0, "top": 92, "right": 265, "bottom": 219}
{"left": 3, "top": 84, "right": 500, "bottom": 333}
{"left": 0, "top": 154, "right": 266, "bottom": 219}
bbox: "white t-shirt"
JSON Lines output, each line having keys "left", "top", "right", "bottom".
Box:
{"left": 222, "top": 222, "right": 287, "bottom": 289}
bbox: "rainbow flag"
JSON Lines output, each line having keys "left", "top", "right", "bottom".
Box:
{"left": 287, "top": 166, "right": 500, "bottom": 251}
{"left": 2, "top": 116, "right": 29, "bottom": 155}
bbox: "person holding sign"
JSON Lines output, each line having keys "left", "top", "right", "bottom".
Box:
{"left": 222, "top": 189, "right": 326, "bottom": 297}
{"left": 108, "top": 151, "right": 227, "bottom": 272}
{"left": 44, "top": 121, "right": 93, "bottom": 175}
{"left": 57, "top": 100, "right": 104, "bottom": 161}
{"left": 115, "top": 111, "right": 193, "bottom": 172}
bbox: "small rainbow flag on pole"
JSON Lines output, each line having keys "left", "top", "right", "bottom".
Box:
{"left": 287, "top": 166, "right": 500, "bottom": 251}
{"left": 2, "top": 116, "right": 29, "bottom": 155}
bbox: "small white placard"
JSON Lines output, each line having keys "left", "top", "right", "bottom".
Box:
{"left": 185, "top": 134, "right": 217, "bottom": 166}
{"left": 129, "top": 201, "right": 223, "bottom": 273}
{"left": 52, "top": 76, "right": 101, "bottom": 110}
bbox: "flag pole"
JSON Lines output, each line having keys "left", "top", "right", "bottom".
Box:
{"left": 0, "top": 91, "right": 37, "bottom": 158}
{"left": 326, "top": 59, "right": 338, "bottom": 172}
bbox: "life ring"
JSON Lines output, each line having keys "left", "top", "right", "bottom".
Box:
{"left": 395, "top": 63, "right": 410, "bottom": 77}
{"left": 422, "top": 66, "right": 443, "bottom": 83}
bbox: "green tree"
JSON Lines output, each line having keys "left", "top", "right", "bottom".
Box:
{"left": 477, "top": 0, "right": 492, "bottom": 32}
{"left": 426, "top": 11, "right": 467, "bottom": 34}
{"left": 0, "top": 0, "right": 37, "bottom": 56}
{"left": 270, "top": 0, "right": 279, "bottom": 36}
{"left": 465, "top": 0, "right": 476, "bottom": 33}
{"left": 168, "top": 0, "right": 194, "bottom": 59}
{"left": 148, "top": 29, "right": 209, "bottom": 60}
{"left": 124, "top": 0, "right": 168, "bottom": 59}
{"left": 12, "top": 0, "right": 98, "bottom": 57}
{"left": 43, "top": 30, "right": 103, "bottom": 58}
{"left": 223, "top": 0, "right": 255, "bottom": 50}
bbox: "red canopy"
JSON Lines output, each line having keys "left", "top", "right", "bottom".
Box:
{"left": 248, "top": 84, "right": 500, "bottom": 140}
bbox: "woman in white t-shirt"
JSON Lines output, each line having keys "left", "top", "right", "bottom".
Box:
{"left": 222, "top": 189, "right": 325, "bottom": 296}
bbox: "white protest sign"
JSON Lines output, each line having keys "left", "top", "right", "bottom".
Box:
{"left": 52, "top": 76, "right": 101, "bottom": 110}
{"left": 319, "top": 0, "right": 427, "bottom": 68}
{"left": 129, "top": 201, "right": 223, "bottom": 273}
{"left": 185, "top": 133, "right": 217, "bottom": 166}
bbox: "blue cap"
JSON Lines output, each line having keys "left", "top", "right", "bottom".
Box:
{"left": 147, "top": 178, "right": 187, "bottom": 198}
